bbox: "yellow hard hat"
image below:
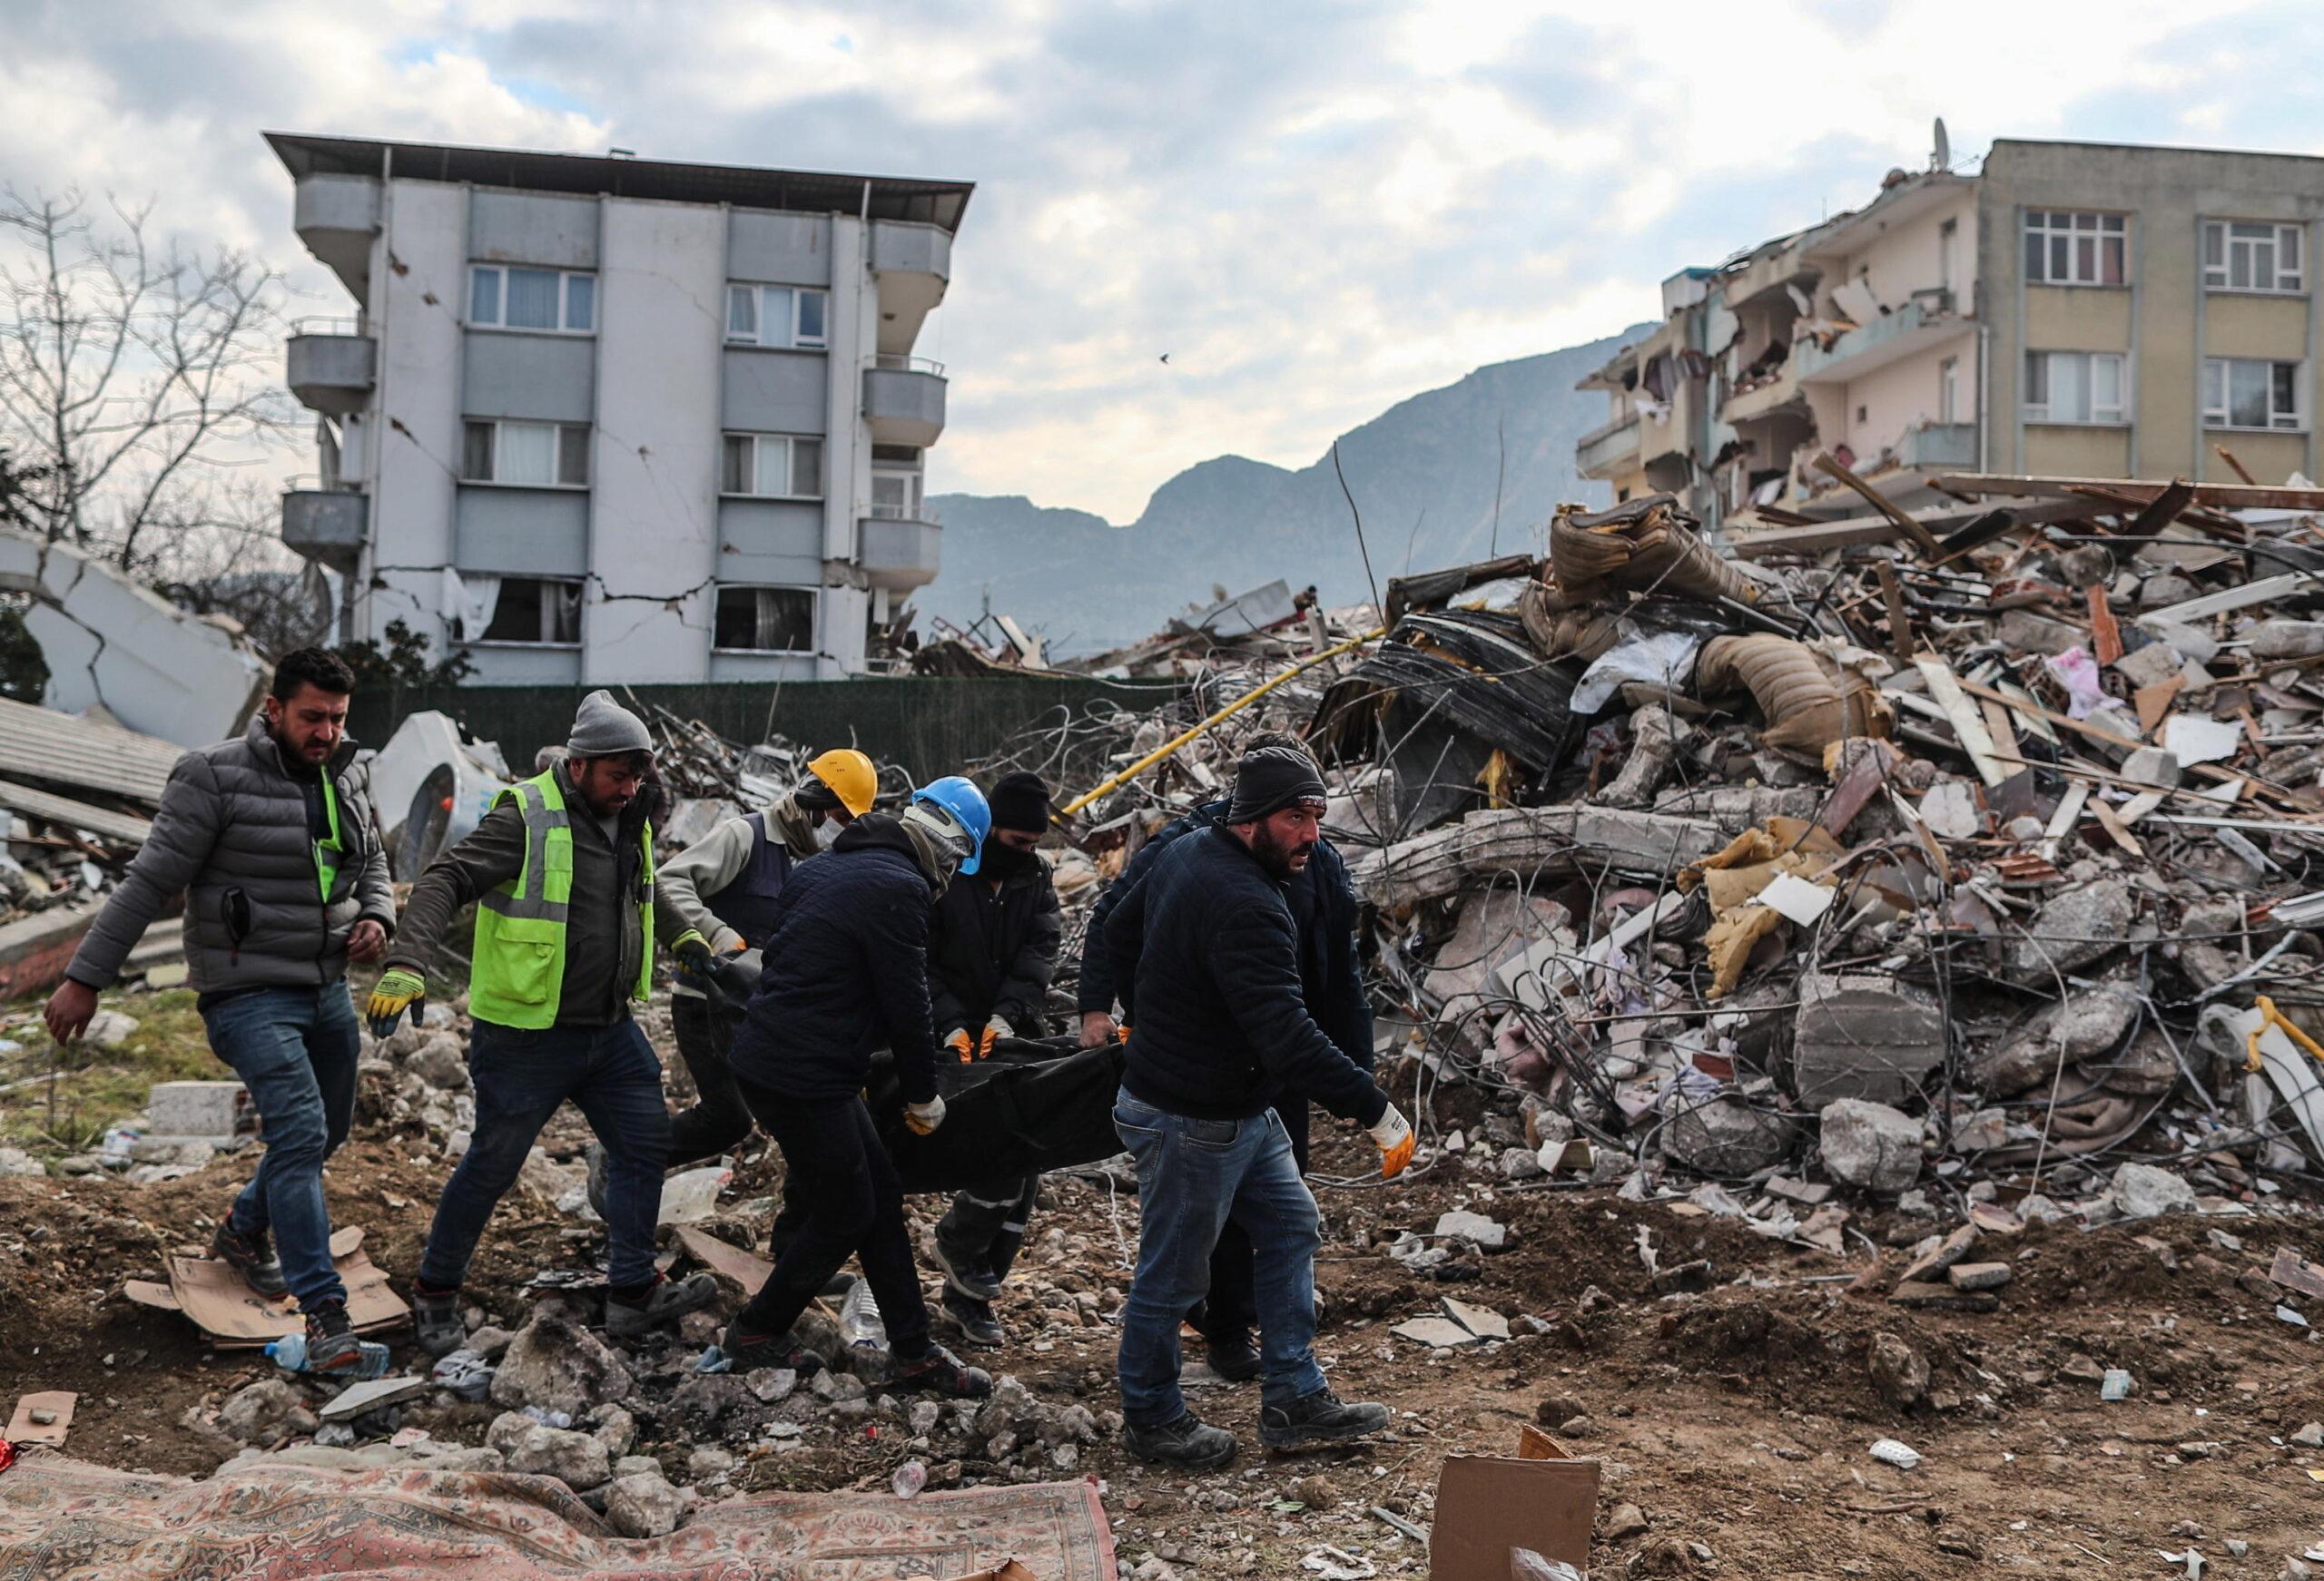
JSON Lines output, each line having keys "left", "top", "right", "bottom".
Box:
{"left": 807, "top": 748, "right": 878, "bottom": 818}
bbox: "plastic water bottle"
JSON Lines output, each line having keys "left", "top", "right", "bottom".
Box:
{"left": 100, "top": 1126, "right": 140, "bottom": 1168}
{"left": 265, "top": 1332, "right": 392, "bottom": 1380}
{"left": 838, "top": 1279, "right": 888, "bottom": 1350}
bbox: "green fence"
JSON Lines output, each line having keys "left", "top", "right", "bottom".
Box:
{"left": 347, "top": 676, "right": 1189, "bottom": 788}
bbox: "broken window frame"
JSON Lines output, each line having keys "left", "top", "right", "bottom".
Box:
{"left": 2022, "top": 211, "right": 2127, "bottom": 288}
{"left": 724, "top": 283, "right": 830, "bottom": 350}
{"left": 712, "top": 584, "right": 817, "bottom": 654}
{"left": 2203, "top": 220, "right": 2304, "bottom": 294}
{"left": 2201, "top": 356, "right": 2306, "bottom": 432}
{"left": 719, "top": 432, "right": 823, "bottom": 499}
{"left": 2023, "top": 350, "right": 2127, "bottom": 427}
{"left": 477, "top": 577, "right": 585, "bottom": 646}
{"left": 460, "top": 420, "right": 591, "bottom": 487}
{"left": 468, "top": 265, "right": 596, "bottom": 333}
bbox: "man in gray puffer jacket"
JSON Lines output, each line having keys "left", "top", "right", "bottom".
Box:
{"left": 44, "top": 648, "right": 394, "bottom": 1372}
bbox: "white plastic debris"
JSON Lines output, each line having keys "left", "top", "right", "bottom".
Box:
{"left": 1868, "top": 1438, "right": 1922, "bottom": 1470}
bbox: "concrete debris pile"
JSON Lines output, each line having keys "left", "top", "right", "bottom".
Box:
{"left": 1050, "top": 472, "right": 2324, "bottom": 1232}
{"left": 0, "top": 698, "right": 190, "bottom": 999}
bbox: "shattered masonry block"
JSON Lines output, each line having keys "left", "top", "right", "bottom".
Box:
{"left": 1791, "top": 973, "right": 1945, "bottom": 1111}
{"left": 1817, "top": 1098, "right": 1923, "bottom": 1193}
{"left": 148, "top": 1080, "right": 254, "bottom": 1141}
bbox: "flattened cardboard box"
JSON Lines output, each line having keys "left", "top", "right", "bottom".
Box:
{"left": 124, "top": 1226, "right": 408, "bottom": 1346}
{"left": 1430, "top": 1424, "right": 1600, "bottom": 1579}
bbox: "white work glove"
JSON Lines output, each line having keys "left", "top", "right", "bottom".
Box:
{"left": 905, "top": 1094, "right": 948, "bottom": 1136}
{"left": 1369, "top": 1105, "right": 1415, "bottom": 1180}
{"left": 979, "top": 1016, "right": 1014, "bottom": 1056}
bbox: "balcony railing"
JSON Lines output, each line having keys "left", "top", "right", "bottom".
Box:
{"left": 1795, "top": 294, "right": 1969, "bottom": 387}
{"left": 1895, "top": 421, "right": 1978, "bottom": 470}
{"left": 873, "top": 353, "right": 947, "bottom": 376}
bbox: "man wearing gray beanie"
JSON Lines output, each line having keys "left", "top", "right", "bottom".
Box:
{"left": 371, "top": 690, "right": 715, "bottom": 1354}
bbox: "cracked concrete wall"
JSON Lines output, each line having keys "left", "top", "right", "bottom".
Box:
{"left": 0, "top": 527, "right": 268, "bottom": 747}
{"left": 365, "top": 178, "right": 468, "bottom": 647}
{"left": 586, "top": 196, "right": 724, "bottom": 682}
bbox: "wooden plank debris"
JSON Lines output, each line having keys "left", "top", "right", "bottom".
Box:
{"left": 1914, "top": 657, "right": 2009, "bottom": 787}
{"left": 1813, "top": 452, "right": 1945, "bottom": 557}
{"left": 1931, "top": 473, "right": 2324, "bottom": 512}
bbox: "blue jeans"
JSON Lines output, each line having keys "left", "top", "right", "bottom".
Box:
{"left": 1113, "top": 1089, "right": 1325, "bottom": 1429}
{"left": 419, "top": 1017, "right": 671, "bottom": 1291}
{"left": 201, "top": 983, "right": 361, "bottom": 1313}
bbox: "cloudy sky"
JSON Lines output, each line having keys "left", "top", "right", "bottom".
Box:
{"left": 5, "top": 0, "right": 2319, "bottom": 522}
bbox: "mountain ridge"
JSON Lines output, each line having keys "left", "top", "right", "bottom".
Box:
{"left": 921, "top": 322, "right": 1655, "bottom": 654}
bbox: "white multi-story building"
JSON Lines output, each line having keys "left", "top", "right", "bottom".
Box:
{"left": 270, "top": 133, "right": 970, "bottom": 680}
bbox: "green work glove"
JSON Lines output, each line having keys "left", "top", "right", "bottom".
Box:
{"left": 670, "top": 929, "right": 714, "bottom": 977}
{"left": 365, "top": 967, "right": 427, "bottom": 1039}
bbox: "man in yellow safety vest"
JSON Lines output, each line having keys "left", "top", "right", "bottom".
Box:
{"left": 368, "top": 691, "right": 716, "bottom": 1354}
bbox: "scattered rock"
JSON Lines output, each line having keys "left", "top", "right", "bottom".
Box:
{"left": 1659, "top": 1094, "right": 1798, "bottom": 1177}
{"left": 489, "top": 1311, "right": 635, "bottom": 1416}
{"left": 1867, "top": 1332, "right": 1929, "bottom": 1409}
{"left": 2007, "top": 878, "right": 2138, "bottom": 982}
{"left": 2109, "top": 1162, "right": 2199, "bottom": 1221}
{"left": 1603, "top": 1502, "right": 1651, "bottom": 1542}
{"left": 406, "top": 1033, "right": 470, "bottom": 1091}
{"left": 83, "top": 1008, "right": 140, "bottom": 1048}
{"left": 1817, "top": 1099, "right": 1922, "bottom": 1192}
{"left": 2290, "top": 1421, "right": 2324, "bottom": 1449}
{"left": 1433, "top": 1210, "right": 1509, "bottom": 1250}
{"left": 605, "top": 1470, "right": 694, "bottom": 1537}
{"left": 498, "top": 1420, "right": 610, "bottom": 1490}
{"left": 217, "top": 1378, "right": 317, "bottom": 1445}
{"left": 1947, "top": 1262, "right": 2012, "bottom": 1291}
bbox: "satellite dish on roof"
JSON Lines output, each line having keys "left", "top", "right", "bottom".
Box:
{"left": 1932, "top": 118, "right": 1950, "bottom": 172}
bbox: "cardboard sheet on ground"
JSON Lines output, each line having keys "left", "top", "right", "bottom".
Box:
{"left": 0, "top": 1450, "right": 1114, "bottom": 1579}
{"left": 1430, "top": 1424, "right": 1600, "bottom": 1580}
{"left": 123, "top": 1226, "right": 408, "bottom": 1347}
{"left": 672, "top": 1223, "right": 776, "bottom": 1291}
{"left": 5, "top": 1392, "right": 73, "bottom": 1446}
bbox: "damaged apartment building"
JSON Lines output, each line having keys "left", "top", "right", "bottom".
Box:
{"left": 1578, "top": 136, "right": 2324, "bottom": 529}
{"left": 268, "top": 133, "right": 970, "bottom": 680}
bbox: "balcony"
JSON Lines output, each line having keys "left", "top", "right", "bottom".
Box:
{"left": 1895, "top": 421, "right": 1978, "bottom": 470}
{"left": 862, "top": 355, "right": 948, "bottom": 447}
{"left": 1722, "top": 362, "right": 1803, "bottom": 425}
{"left": 291, "top": 173, "right": 380, "bottom": 303}
{"left": 1796, "top": 294, "right": 1972, "bottom": 388}
{"left": 281, "top": 483, "right": 367, "bottom": 574}
{"left": 286, "top": 319, "right": 376, "bottom": 416}
{"left": 859, "top": 512, "right": 942, "bottom": 591}
{"left": 1575, "top": 414, "right": 1641, "bottom": 479}
{"left": 870, "top": 221, "right": 952, "bottom": 356}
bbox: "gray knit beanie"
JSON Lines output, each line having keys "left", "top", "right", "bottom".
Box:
{"left": 566, "top": 690, "right": 653, "bottom": 759}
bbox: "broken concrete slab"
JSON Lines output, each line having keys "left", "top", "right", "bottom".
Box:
{"left": 1393, "top": 1316, "right": 1482, "bottom": 1349}
{"left": 1817, "top": 1098, "right": 1923, "bottom": 1193}
{"left": 2006, "top": 878, "right": 2139, "bottom": 984}
{"left": 1947, "top": 1262, "right": 2013, "bottom": 1291}
{"left": 1353, "top": 805, "right": 1728, "bottom": 910}
{"left": 2109, "top": 1162, "right": 2199, "bottom": 1220}
{"left": 1660, "top": 1093, "right": 1799, "bottom": 1177}
{"left": 488, "top": 1311, "right": 635, "bottom": 1417}
{"left": 1792, "top": 973, "right": 1946, "bottom": 1111}
{"left": 1974, "top": 984, "right": 2142, "bottom": 1096}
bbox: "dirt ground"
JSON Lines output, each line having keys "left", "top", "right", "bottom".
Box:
{"left": 3, "top": 1049, "right": 2323, "bottom": 1580}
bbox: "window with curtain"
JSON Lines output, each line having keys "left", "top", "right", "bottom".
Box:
{"left": 479, "top": 578, "right": 584, "bottom": 643}
{"left": 468, "top": 265, "right": 595, "bottom": 332}
{"left": 461, "top": 420, "right": 591, "bottom": 485}
{"left": 719, "top": 433, "right": 822, "bottom": 497}
{"left": 2024, "top": 350, "right": 2126, "bottom": 425}
{"left": 723, "top": 283, "right": 829, "bottom": 349}
{"left": 2202, "top": 358, "right": 2305, "bottom": 430}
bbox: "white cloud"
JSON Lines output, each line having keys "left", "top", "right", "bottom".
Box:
{"left": 0, "top": 0, "right": 2314, "bottom": 521}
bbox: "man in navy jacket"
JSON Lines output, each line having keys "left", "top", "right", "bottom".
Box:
{"left": 1102, "top": 746, "right": 1413, "bottom": 1468}
{"left": 1078, "top": 733, "right": 1374, "bottom": 1380}
{"left": 719, "top": 781, "right": 997, "bottom": 1399}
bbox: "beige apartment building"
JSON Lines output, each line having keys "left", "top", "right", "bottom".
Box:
{"left": 1577, "top": 139, "right": 2324, "bottom": 528}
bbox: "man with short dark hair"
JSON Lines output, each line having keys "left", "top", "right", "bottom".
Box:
{"left": 44, "top": 647, "right": 394, "bottom": 1372}
{"left": 370, "top": 690, "right": 715, "bottom": 1354}
{"left": 1103, "top": 745, "right": 1412, "bottom": 1468}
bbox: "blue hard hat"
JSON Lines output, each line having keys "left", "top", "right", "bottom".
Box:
{"left": 911, "top": 775, "right": 992, "bottom": 875}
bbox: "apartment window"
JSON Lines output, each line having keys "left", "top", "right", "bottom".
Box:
{"left": 2204, "top": 221, "right": 2304, "bottom": 293}
{"left": 725, "top": 284, "right": 829, "bottom": 349}
{"left": 870, "top": 469, "right": 923, "bottom": 520}
{"left": 2024, "top": 351, "right": 2127, "bottom": 425}
{"left": 479, "top": 578, "right": 583, "bottom": 645}
{"left": 2024, "top": 211, "right": 2127, "bottom": 287}
{"left": 2202, "top": 357, "right": 2305, "bottom": 431}
{"left": 462, "top": 420, "right": 590, "bottom": 486}
{"left": 468, "top": 266, "right": 595, "bottom": 332}
{"left": 714, "top": 586, "right": 815, "bottom": 653}
{"left": 720, "top": 432, "right": 822, "bottom": 498}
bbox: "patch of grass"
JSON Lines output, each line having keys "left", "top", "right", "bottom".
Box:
{"left": 0, "top": 987, "right": 225, "bottom": 1157}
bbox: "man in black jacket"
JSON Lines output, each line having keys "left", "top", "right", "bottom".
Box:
{"left": 925, "top": 771, "right": 1062, "bottom": 1348}
{"left": 1104, "top": 746, "right": 1413, "bottom": 1468}
{"left": 718, "top": 778, "right": 995, "bottom": 1399}
{"left": 1078, "top": 733, "right": 1373, "bottom": 1380}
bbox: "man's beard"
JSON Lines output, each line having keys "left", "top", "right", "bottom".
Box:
{"left": 981, "top": 840, "right": 1039, "bottom": 878}
{"left": 1249, "top": 825, "right": 1315, "bottom": 879}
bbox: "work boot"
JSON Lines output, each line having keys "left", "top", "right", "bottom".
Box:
{"left": 942, "top": 1291, "right": 1004, "bottom": 1350}
{"left": 1203, "top": 1327, "right": 1262, "bottom": 1383}
{"left": 413, "top": 1285, "right": 467, "bottom": 1357}
{"left": 1259, "top": 1386, "right": 1392, "bottom": 1449}
{"left": 1126, "top": 1411, "right": 1238, "bottom": 1469}
{"left": 931, "top": 1228, "right": 1002, "bottom": 1302}
{"left": 893, "top": 1342, "right": 994, "bottom": 1398}
{"left": 606, "top": 1272, "right": 719, "bottom": 1339}
{"left": 304, "top": 1302, "right": 364, "bottom": 1374}
{"left": 585, "top": 1141, "right": 610, "bottom": 1220}
{"left": 212, "top": 1222, "right": 289, "bottom": 1300}
{"left": 720, "top": 1323, "right": 827, "bottom": 1377}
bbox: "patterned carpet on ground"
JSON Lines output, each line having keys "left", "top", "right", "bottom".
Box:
{"left": 0, "top": 1449, "right": 1117, "bottom": 1579}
